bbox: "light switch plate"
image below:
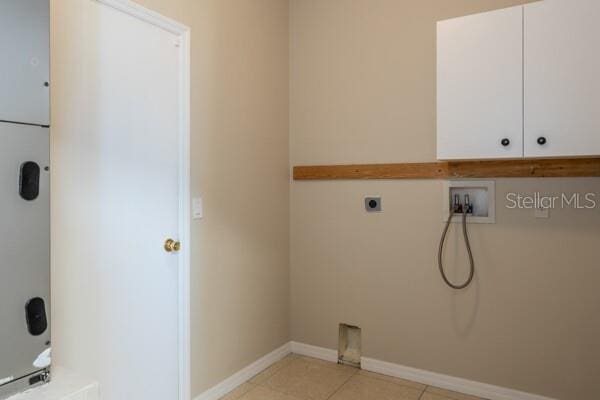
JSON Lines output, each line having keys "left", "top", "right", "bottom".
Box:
{"left": 192, "top": 197, "right": 203, "bottom": 219}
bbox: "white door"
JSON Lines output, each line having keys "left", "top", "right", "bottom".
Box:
{"left": 52, "top": 1, "right": 188, "bottom": 399}
{"left": 524, "top": 0, "right": 600, "bottom": 157}
{"left": 437, "top": 6, "right": 523, "bottom": 160}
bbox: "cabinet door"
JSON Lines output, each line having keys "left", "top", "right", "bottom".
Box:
{"left": 437, "top": 6, "right": 523, "bottom": 160}
{"left": 0, "top": 122, "right": 50, "bottom": 385}
{"left": 524, "top": 0, "right": 600, "bottom": 157}
{"left": 0, "top": 0, "right": 50, "bottom": 126}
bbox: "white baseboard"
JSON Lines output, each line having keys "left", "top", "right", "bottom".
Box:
{"left": 195, "top": 341, "right": 557, "bottom": 400}
{"left": 289, "top": 342, "right": 338, "bottom": 363}
{"left": 290, "top": 341, "right": 555, "bottom": 400}
{"left": 361, "top": 356, "right": 556, "bottom": 400}
{"left": 194, "top": 343, "right": 291, "bottom": 400}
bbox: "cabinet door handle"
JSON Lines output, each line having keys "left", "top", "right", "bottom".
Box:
{"left": 537, "top": 137, "right": 547, "bottom": 146}
{"left": 500, "top": 138, "right": 510, "bottom": 147}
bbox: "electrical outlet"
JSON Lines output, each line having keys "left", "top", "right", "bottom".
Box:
{"left": 535, "top": 207, "right": 549, "bottom": 219}
{"left": 365, "top": 197, "right": 381, "bottom": 212}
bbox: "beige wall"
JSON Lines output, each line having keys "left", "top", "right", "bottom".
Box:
{"left": 290, "top": 1, "right": 600, "bottom": 400}
{"left": 92, "top": 0, "right": 290, "bottom": 396}
{"left": 185, "top": 1, "right": 289, "bottom": 394}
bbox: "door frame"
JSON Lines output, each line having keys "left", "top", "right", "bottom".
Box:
{"left": 95, "top": 1, "right": 191, "bottom": 399}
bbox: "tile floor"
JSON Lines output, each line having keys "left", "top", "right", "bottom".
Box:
{"left": 221, "top": 354, "right": 486, "bottom": 400}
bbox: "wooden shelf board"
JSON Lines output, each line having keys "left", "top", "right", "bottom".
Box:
{"left": 293, "top": 158, "right": 600, "bottom": 180}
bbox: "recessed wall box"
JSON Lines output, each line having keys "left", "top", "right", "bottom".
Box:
{"left": 443, "top": 180, "right": 495, "bottom": 224}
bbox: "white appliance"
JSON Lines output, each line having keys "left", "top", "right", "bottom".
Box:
{"left": 0, "top": 1, "right": 51, "bottom": 398}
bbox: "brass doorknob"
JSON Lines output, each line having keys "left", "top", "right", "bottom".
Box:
{"left": 164, "top": 239, "right": 181, "bottom": 253}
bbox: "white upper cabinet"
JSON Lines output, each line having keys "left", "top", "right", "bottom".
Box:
{"left": 438, "top": 0, "right": 600, "bottom": 160}
{"left": 0, "top": 0, "right": 50, "bottom": 126}
{"left": 524, "top": 0, "right": 600, "bottom": 157}
{"left": 437, "top": 6, "right": 523, "bottom": 160}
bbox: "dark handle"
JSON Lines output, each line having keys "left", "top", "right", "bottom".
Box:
{"left": 501, "top": 138, "right": 510, "bottom": 147}
{"left": 537, "top": 137, "right": 547, "bottom": 145}
{"left": 20, "top": 162, "right": 40, "bottom": 201}
{"left": 25, "top": 297, "right": 48, "bottom": 336}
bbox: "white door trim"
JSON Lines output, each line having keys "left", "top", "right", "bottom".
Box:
{"left": 97, "top": 0, "right": 189, "bottom": 34}
{"left": 93, "top": 1, "right": 191, "bottom": 399}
